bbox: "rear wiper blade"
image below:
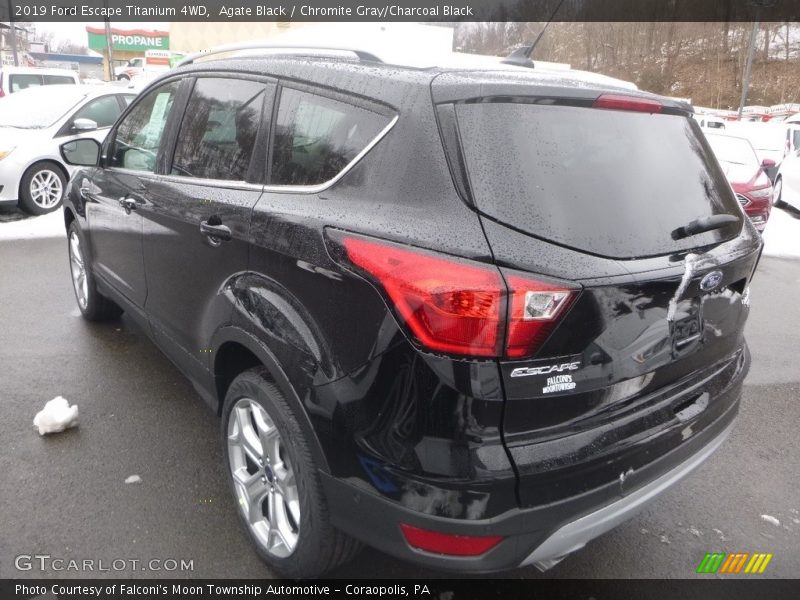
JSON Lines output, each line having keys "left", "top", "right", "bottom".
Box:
{"left": 671, "top": 214, "right": 739, "bottom": 240}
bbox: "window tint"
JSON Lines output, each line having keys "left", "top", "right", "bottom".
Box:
{"left": 455, "top": 102, "right": 742, "bottom": 258}
{"left": 43, "top": 75, "right": 75, "bottom": 85}
{"left": 10, "top": 74, "right": 42, "bottom": 92}
{"left": 122, "top": 95, "right": 135, "bottom": 106}
{"left": 793, "top": 129, "right": 800, "bottom": 150}
{"left": 73, "top": 95, "right": 121, "bottom": 128}
{"left": 171, "top": 78, "right": 265, "bottom": 181}
{"left": 109, "top": 81, "right": 180, "bottom": 172}
{"left": 270, "top": 88, "right": 391, "bottom": 186}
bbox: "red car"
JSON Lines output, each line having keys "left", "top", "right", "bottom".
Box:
{"left": 706, "top": 132, "right": 774, "bottom": 231}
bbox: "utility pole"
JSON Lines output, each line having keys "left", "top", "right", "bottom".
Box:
{"left": 738, "top": 17, "right": 759, "bottom": 119}
{"left": 7, "top": 0, "right": 20, "bottom": 66}
{"left": 104, "top": 18, "right": 114, "bottom": 81}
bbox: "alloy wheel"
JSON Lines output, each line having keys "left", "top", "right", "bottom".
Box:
{"left": 68, "top": 231, "right": 88, "bottom": 309}
{"left": 227, "top": 398, "right": 300, "bottom": 558}
{"left": 30, "top": 169, "right": 63, "bottom": 209}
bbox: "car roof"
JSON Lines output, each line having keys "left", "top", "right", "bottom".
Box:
{"left": 0, "top": 65, "right": 80, "bottom": 77}
{"left": 169, "top": 53, "right": 686, "bottom": 112}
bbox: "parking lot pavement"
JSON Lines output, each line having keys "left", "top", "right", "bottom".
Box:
{"left": 0, "top": 232, "right": 798, "bottom": 580}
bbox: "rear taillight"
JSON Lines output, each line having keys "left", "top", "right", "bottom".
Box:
{"left": 342, "top": 236, "right": 504, "bottom": 357}
{"left": 399, "top": 523, "right": 503, "bottom": 556}
{"left": 593, "top": 93, "right": 663, "bottom": 114}
{"left": 336, "top": 234, "right": 578, "bottom": 359}
{"left": 0, "top": 88, "right": 4, "bottom": 98}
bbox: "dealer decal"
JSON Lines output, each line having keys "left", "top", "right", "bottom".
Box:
{"left": 542, "top": 374, "right": 577, "bottom": 394}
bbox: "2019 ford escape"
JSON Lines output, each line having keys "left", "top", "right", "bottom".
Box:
{"left": 59, "top": 46, "right": 761, "bottom": 578}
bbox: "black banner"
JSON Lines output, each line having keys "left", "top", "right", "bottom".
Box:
{"left": 3, "top": 579, "right": 800, "bottom": 600}
{"left": 2, "top": 0, "right": 800, "bottom": 23}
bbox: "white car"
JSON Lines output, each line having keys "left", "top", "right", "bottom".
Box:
{"left": 0, "top": 85, "right": 136, "bottom": 215}
{"left": 114, "top": 57, "right": 144, "bottom": 81}
{"left": 774, "top": 148, "right": 800, "bottom": 211}
{"left": 0, "top": 66, "right": 80, "bottom": 97}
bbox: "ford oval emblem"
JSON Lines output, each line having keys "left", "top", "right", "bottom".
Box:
{"left": 700, "top": 270, "right": 724, "bottom": 292}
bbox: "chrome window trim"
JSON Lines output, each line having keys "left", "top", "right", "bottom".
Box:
{"left": 103, "top": 113, "right": 398, "bottom": 194}
{"left": 264, "top": 113, "right": 398, "bottom": 194}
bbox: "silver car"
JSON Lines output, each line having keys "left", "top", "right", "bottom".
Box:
{"left": 0, "top": 85, "right": 136, "bottom": 214}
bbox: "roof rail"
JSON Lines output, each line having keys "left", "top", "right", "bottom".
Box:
{"left": 176, "top": 42, "right": 384, "bottom": 68}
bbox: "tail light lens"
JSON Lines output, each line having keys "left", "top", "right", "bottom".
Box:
{"left": 335, "top": 233, "right": 578, "bottom": 359}
{"left": 593, "top": 94, "right": 663, "bottom": 113}
{"left": 342, "top": 236, "right": 504, "bottom": 357}
{"left": 505, "top": 274, "right": 577, "bottom": 358}
{"left": 399, "top": 523, "right": 503, "bottom": 556}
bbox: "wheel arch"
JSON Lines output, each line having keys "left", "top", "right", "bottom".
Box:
{"left": 211, "top": 326, "right": 331, "bottom": 474}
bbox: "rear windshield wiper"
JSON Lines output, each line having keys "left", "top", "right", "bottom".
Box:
{"left": 671, "top": 214, "right": 740, "bottom": 240}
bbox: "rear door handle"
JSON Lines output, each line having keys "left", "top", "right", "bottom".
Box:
{"left": 200, "top": 220, "right": 232, "bottom": 244}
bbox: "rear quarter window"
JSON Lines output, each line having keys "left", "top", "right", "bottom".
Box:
{"left": 270, "top": 87, "right": 393, "bottom": 187}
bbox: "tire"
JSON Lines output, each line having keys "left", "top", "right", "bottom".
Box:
{"left": 116, "top": 74, "right": 130, "bottom": 81}
{"left": 67, "top": 222, "right": 123, "bottom": 321}
{"left": 773, "top": 176, "right": 786, "bottom": 208}
{"left": 18, "top": 162, "right": 67, "bottom": 215}
{"left": 222, "top": 367, "right": 361, "bottom": 578}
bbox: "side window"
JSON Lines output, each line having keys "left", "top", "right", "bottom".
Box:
{"left": 10, "top": 74, "right": 43, "bottom": 92}
{"left": 109, "top": 81, "right": 180, "bottom": 172}
{"left": 72, "top": 95, "right": 121, "bottom": 128}
{"left": 122, "top": 95, "right": 136, "bottom": 106}
{"left": 270, "top": 88, "right": 392, "bottom": 186}
{"left": 793, "top": 129, "right": 800, "bottom": 151}
{"left": 171, "top": 77, "right": 265, "bottom": 181}
{"left": 43, "top": 75, "right": 75, "bottom": 85}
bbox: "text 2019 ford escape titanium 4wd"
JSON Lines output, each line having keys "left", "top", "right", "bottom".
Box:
{"left": 59, "top": 47, "right": 761, "bottom": 578}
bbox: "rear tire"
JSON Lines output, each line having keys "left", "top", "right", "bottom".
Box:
{"left": 67, "top": 222, "right": 123, "bottom": 321}
{"left": 18, "top": 162, "right": 67, "bottom": 215}
{"left": 221, "top": 367, "right": 361, "bottom": 578}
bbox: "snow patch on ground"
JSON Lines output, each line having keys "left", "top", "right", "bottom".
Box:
{"left": 125, "top": 475, "right": 142, "bottom": 484}
{"left": 762, "top": 208, "right": 800, "bottom": 259}
{"left": 33, "top": 396, "right": 79, "bottom": 435}
{"left": 0, "top": 210, "right": 65, "bottom": 241}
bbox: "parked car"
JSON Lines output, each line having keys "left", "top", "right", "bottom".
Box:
{"left": 725, "top": 121, "right": 785, "bottom": 180}
{"left": 0, "top": 66, "right": 80, "bottom": 97}
{"left": 0, "top": 85, "right": 135, "bottom": 215}
{"left": 59, "top": 47, "right": 760, "bottom": 578}
{"left": 694, "top": 114, "right": 726, "bottom": 130}
{"left": 114, "top": 57, "right": 144, "bottom": 81}
{"left": 773, "top": 148, "right": 800, "bottom": 211}
{"left": 784, "top": 122, "right": 800, "bottom": 156}
{"left": 705, "top": 133, "right": 774, "bottom": 231}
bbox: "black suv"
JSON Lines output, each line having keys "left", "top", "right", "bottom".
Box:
{"left": 60, "top": 48, "right": 760, "bottom": 578}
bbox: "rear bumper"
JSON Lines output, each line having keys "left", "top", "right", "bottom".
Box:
{"left": 321, "top": 350, "right": 745, "bottom": 573}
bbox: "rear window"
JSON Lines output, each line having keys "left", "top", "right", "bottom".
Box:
{"left": 455, "top": 102, "right": 743, "bottom": 259}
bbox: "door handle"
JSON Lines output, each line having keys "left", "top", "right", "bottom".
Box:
{"left": 118, "top": 197, "right": 138, "bottom": 213}
{"left": 200, "top": 219, "right": 232, "bottom": 244}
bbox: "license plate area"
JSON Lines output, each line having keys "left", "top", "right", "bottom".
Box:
{"left": 672, "top": 298, "right": 703, "bottom": 355}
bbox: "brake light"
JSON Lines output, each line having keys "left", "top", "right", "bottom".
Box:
{"left": 593, "top": 94, "right": 663, "bottom": 114}
{"left": 338, "top": 234, "right": 578, "bottom": 359}
{"left": 343, "top": 236, "right": 504, "bottom": 357}
{"left": 399, "top": 523, "right": 503, "bottom": 556}
{"left": 0, "top": 88, "right": 4, "bottom": 98}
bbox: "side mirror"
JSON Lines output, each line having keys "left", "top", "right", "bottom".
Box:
{"left": 761, "top": 158, "right": 776, "bottom": 169}
{"left": 72, "top": 118, "right": 98, "bottom": 132}
{"left": 60, "top": 139, "right": 101, "bottom": 167}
